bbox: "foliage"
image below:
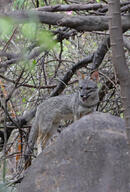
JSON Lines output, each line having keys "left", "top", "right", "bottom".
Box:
{"left": 0, "top": 18, "right": 13, "bottom": 40}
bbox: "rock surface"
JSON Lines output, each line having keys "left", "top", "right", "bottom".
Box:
{"left": 18, "top": 112, "right": 130, "bottom": 192}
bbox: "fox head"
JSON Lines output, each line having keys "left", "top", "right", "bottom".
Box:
{"left": 77, "top": 71, "right": 99, "bottom": 104}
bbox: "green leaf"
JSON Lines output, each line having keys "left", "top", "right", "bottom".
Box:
{"left": 21, "top": 23, "right": 37, "bottom": 40}
{"left": 97, "top": 82, "right": 102, "bottom": 89}
{"left": 22, "top": 98, "right": 26, "bottom": 103}
{"left": 28, "top": 60, "right": 37, "bottom": 71}
{"left": 0, "top": 19, "right": 13, "bottom": 40}
{"left": 32, "top": 59, "right": 37, "bottom": 67}
{"left": 120, "top": 113, "right": 124, "bottom": 118}
{"left": 96, "top": 0, "right": 100, "bottom": 2}
{"left": 22, "top": 59, "right": 36, "bottom": 73}
{"left": 37, "top": 30, "right": 56, "bottom": 49}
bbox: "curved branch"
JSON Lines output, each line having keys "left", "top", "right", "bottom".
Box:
{"left": 50, "top": 54, "right": 93, "bottom": 96}
{"left": 92, "top": 36, "right": 110, "bottom": 70}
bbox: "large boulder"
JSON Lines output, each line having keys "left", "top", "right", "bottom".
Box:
{"left": 18, "top": 112, "right": 130, "bottom": 192}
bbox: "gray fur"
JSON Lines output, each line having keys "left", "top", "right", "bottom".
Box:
{"left": 26, "top": 76, "right": 99, "bottom": 155}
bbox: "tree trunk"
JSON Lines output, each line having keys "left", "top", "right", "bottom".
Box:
{"left": 108, "top": 0, "right": 130, "bottom": 144}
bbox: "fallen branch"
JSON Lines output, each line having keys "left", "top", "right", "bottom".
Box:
{"left": 34, "top": 3, "right": 103, "bottom": 12}
{"left": 1, "top": 11, "right": 130, "bottom": 31}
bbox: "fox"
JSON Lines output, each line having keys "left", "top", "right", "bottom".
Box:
{"left": 25, "top": 71, "right": 99, "bottom": 164}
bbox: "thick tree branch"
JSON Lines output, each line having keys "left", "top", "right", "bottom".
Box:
{"left": 1, "top": 11, "right": 130, "bottom": 32}
{"left": 0, "top": 46, "right": 46, "bottom": 70}
{"left": 34, "top": 3, "right": 103, "bottom": 12}
{"left": 92, "top": 33, "right": 129, "bottom": 70}
{"left": 0, "top": 51, "right": 20, "bottom": 59}
{"left": 92, "top": 36, "right": 110, "bottom": 70}
{"left": 99, "top": 1, "right": 130, "bottom": 14}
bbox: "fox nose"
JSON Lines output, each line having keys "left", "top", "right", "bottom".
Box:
{"left": 80, "top": 94, "right": 84, "bottom": 98}
{"left": 80, "top": 94, "right": 86, "bottom": 98}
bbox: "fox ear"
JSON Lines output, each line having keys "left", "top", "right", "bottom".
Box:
{"left": 77, "top": 71, "right": 85, "bottom": 80}
{"left": 90, "top": 71, "right": 99, "bottom": 82}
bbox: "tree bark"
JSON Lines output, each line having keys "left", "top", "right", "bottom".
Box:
{"left": 1, "top": 11, "right": 130, "bottom": 32}
{"left": 108, "top": 0, "right": 130, "bottom": 144}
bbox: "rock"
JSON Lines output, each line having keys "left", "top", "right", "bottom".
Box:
{"left": 17, "top": 112, "right": 130, "bottom": 192}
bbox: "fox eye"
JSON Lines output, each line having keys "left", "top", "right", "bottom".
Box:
{"left": 87, "top": 87, "right": 91, "bottom": 90}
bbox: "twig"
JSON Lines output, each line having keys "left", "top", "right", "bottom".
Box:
{"left": 2, "top": 27, "right": 18, "bottom": 52}
{"left": 99, "top": 71, "right": 117, "bottom": 88}
{"left": 53, "top": 41, "right": 63, "bottom": 78}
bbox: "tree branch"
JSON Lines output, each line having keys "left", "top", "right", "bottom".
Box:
{"left": 1, "top": 11, "right": 130, "bottom": 32}
{"left": 92, "top": 36, "right": 110, "bottom": 70}
{"left": 34, "top": 3, "right": 103, "bottom": 12}
{"left": 50, "top": 54, "right": 93, "bottom": 96}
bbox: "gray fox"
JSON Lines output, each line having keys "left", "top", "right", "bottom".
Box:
{"left": 25, "top": 71, "right": 99, "bottom": 162}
